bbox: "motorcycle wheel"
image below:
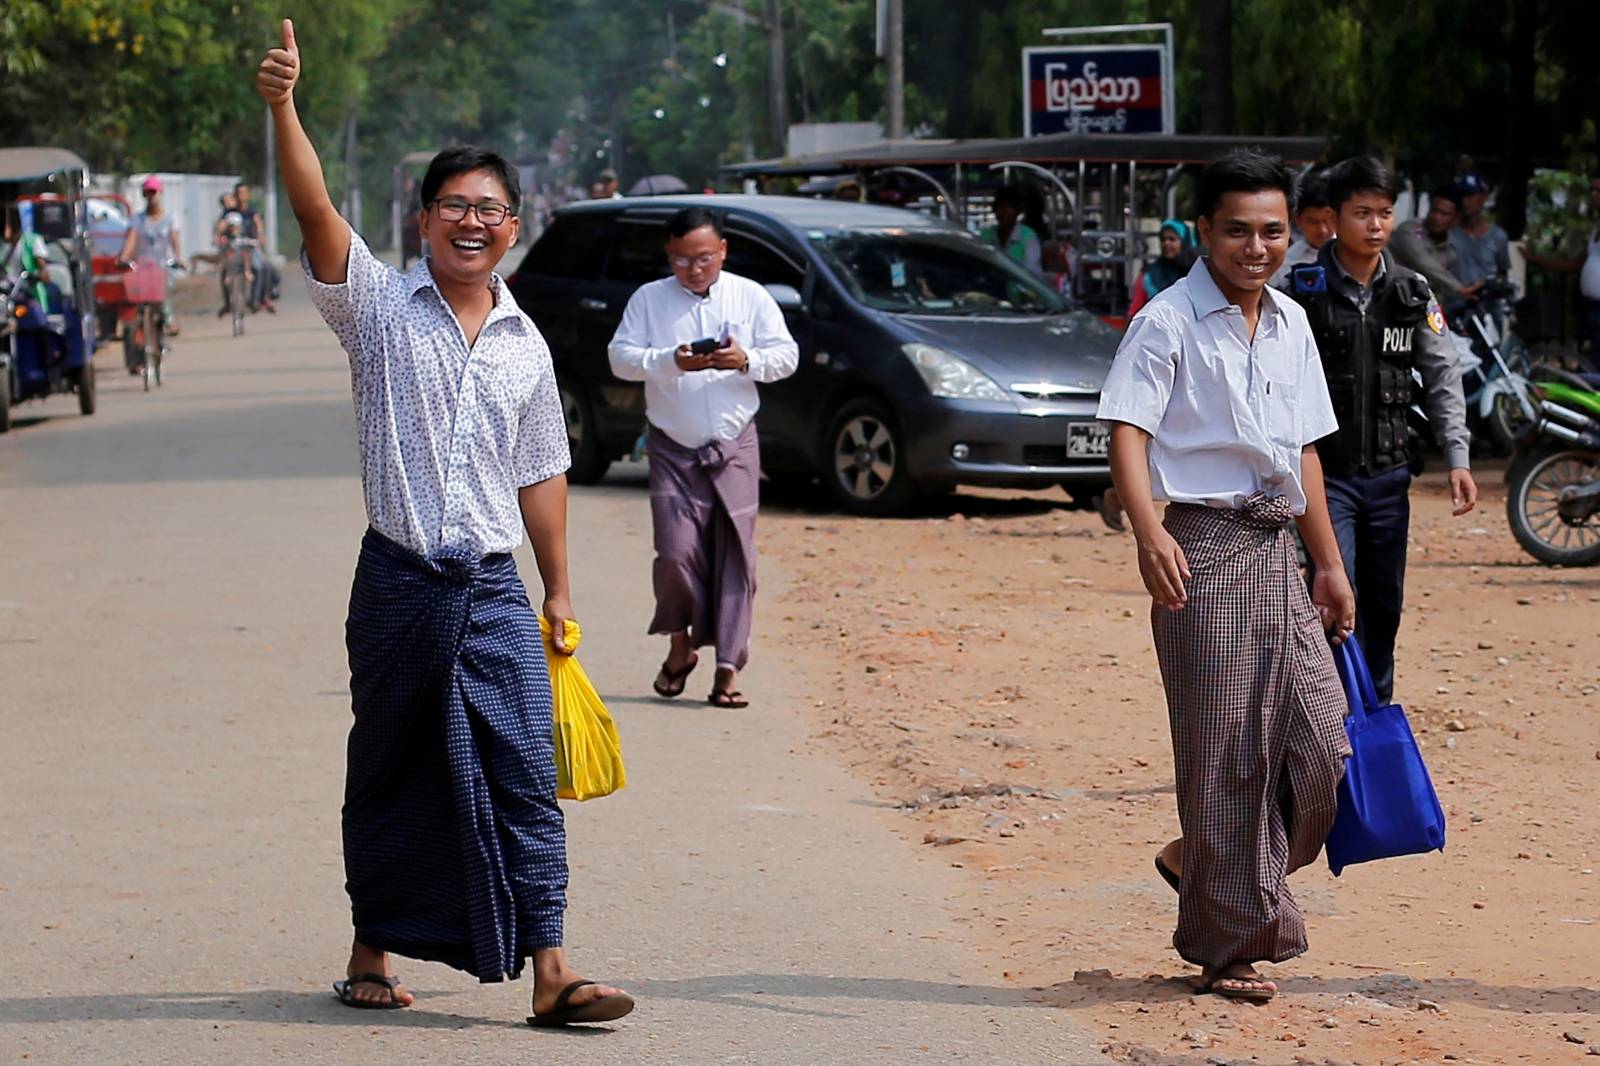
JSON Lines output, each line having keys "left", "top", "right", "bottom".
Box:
{"left": 1505, "top": 445, "right": 1600, "bottom": 566}
{"left": 0, "top": 366, "right": 11, "bottom": 433}
{"left": 1489, "top": 391, "right": 1531, "bottom": 453}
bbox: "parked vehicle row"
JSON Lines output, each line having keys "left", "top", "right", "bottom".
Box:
{"left": 506, "top": 195, "right": 1120, "bottom": 515}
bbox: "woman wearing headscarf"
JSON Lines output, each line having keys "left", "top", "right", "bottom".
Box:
{"left": 1127, "top": 219, "right": 1195, "bottom": 317}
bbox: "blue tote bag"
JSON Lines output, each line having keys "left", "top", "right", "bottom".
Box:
{"left": 1325, "top": 637, "right": 1447, "bottom": 876}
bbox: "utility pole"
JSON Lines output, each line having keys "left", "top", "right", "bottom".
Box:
{"left": 884, "top": 0, "right": 904, "bottom": 139}
{"left": 344, "top": 110, "right": 361, "bottom": 230}
{"left": 263, "top": 104, "right": 278, "bottom": 259}
{"left": 767, "top": 0, "right": 786, "bottom": 155}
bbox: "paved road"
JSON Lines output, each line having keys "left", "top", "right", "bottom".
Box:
{"left": 0, "top": 284, "right": 1101, "bottom": 1063}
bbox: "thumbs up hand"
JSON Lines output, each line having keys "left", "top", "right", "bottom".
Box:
{"left": 256, "top": 18, "right": 301, "bottom": 106}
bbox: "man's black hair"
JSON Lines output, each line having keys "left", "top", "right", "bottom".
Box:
{"left": 1430, "top": 185, "right": 1463, "bottom": 210}
{"left": 1325, "top": 156, "right": 1399, "bottom": 211}
{"left": 234, "top": 181, "right": 249, "bottom": 195}
{"left": 666, "top": 206, "right": 723, "bottom": 239}
{"left": 993, "top": 184, "right": 1024, "bottom": 210}
{"left": 420, "top": 145, "right": 522, "bottom": 213}
{"left": 1295, "top": 171, "right": 1331, "bottom": 212}
{"left": 1197, "top": 148, "right": 1294, "bottom": 220}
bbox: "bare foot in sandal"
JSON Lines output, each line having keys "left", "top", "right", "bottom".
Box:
{"left": 529, "top": 947, "right": 633, "bottom": 1026}
{"left": 708, "top": 665, "right": 748, "bottom": 708}
{"left": 653, "top": 633, "right": 698, "bottom": 698}
{"left": 336, "top": 940, "right": 413, "bottom": 1007}
{"left": 1201, "top": 961, "right": 1277, "bottom": 1002}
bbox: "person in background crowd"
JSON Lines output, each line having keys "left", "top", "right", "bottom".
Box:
{"left": 1097, "top": 148, "right": 1356, "bottom": 1004}
{"left": 607, "top": 207, "right": 799, "bottom": 709}
{"left": 598, "top": 169, "right": 622, "bottom": 199}
{"left": 1128, "top": 219, "right": 1197, "bottom": 316}
{"left": 1522, "top": 175, "right": 1600, "bottom": 358}
{"left": 1291, "top": 156, "right": 1476, "bottom": 704}
{"left": 1390, "top": 186, "right": 1481, "bottom": 317}
{"left": 979, "top": 185, "right": 1043, "bottom": 276}
{"left": 1268, "top": 171, "right": 1335, "bottom": 287}
{"left": 1449, "top": 172, "right": 1511, "bottom": 289}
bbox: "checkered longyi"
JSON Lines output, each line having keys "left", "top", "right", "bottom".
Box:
{"left": 1151, "top": 495, "right": 1351, "bottom": 970}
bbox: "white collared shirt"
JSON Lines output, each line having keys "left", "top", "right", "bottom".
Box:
{"left": 607, "top": 270, "right": 800, "bottom": 449}
{"left": 304, "top": 228, "right": 570, "bottom": 559}
{"left": 1096, "top": 257, "right": 1338, "bottom": 515}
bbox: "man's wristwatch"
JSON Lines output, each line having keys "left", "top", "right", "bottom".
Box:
{"left": 738, "top": 353, "right": 750, "bottom": 374}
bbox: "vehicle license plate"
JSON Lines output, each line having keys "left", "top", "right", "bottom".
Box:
{"left": 1067, "top": 421, "right": 1110, "bottom": 459}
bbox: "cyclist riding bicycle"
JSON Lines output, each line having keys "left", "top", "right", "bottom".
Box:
{"left": 216, "top": 210, "right": 257, "bottom": 319}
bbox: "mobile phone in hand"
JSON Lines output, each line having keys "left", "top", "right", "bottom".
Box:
{"left": 689, "top": 337, "right": 719, "bottom": 354}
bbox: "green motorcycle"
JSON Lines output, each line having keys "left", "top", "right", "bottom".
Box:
{"left": 1505, "top": 367, "right": 1600, "bottom": 566}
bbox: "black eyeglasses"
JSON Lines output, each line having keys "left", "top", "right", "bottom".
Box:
{"left": 430, "top": 197, "right": 511, "bottom": 226}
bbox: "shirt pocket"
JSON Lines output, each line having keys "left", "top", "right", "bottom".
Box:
{"left": 1261, "top": 377, "right": 1301, "bottom": 450}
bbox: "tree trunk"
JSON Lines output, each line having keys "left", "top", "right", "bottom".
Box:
{"left": 1501, "top": 0, "right": 1536, "bottom": 239}
{"left": 767, "top": 0, "right": 787, "bottom": 155}
{"left": 1195, "top": 0, "right": 1234, "bottom": 134}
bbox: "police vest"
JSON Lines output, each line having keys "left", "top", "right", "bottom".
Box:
{"left": 1294, "top": 264, "right": 1432, "bottom": 478}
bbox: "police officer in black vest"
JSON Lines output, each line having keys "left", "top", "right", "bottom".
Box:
{"left": 1288, "top": 157, "right": 1478, "bottom": 702}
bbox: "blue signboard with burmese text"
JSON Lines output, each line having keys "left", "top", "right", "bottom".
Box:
{"left": 1022, "top": 45, "right": 1170, "bottom": 136}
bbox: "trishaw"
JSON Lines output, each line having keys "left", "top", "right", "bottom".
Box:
{"left": 0, "top": 148, "right": 99, "bottom": 433}
{"left": 723, "top": 132, "right": 1328, "bottom": 322}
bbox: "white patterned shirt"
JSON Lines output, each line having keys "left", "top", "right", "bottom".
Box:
{"left": 303, "top": 229, "right": 570, "bottom": 559}
{"left": 607, "top": 270, "right": 799, "bottom": 448}
{"left": 1097, "top": 256, "right": 1338, "bottom": 515}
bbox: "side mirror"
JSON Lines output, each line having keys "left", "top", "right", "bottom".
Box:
{"left": 765, "top": 282, "right": 804, "bottom": 312}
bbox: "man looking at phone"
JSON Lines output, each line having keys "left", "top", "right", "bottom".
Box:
{"left": 608, "top": 207, "right": 798, "bottom": 708}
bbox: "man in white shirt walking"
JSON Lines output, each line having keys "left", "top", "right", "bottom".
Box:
{"left": 1097, "top": 149, "right": 1355, "bottom": 1004}
{"left": 608, "top": 207, "right": 799, "bottom": 708}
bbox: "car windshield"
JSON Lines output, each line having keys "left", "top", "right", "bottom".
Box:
{"left": 807, "top": 227, "right": 1069, "bottom": 316}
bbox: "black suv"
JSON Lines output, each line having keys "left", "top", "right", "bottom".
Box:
{"left": 506, "top": 195, "right": 1119, "bottom": 515}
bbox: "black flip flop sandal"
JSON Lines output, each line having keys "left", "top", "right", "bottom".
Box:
{"left": 1154, "top": 854, "right": 1181, "bottom": 894}
{"left": 708, "top": 688, "right": 748, "bottom": 709}
{"left": 333, "top": 972, "right": 408, "bottom": 1009}
{"left": 652, "top": 653, "right": 699, "bottom": 698}
{"left": 527, "top": 979, "right": 636, "bottom": 1028}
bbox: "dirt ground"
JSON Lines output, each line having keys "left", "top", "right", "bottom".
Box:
{"left": 760, "top": 467, "right": 1599, "bottom": 1066}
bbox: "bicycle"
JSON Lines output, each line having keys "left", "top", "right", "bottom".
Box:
{"left": 120, "top": 258, "right": 172, "bottom": 391}
{"left": 219, "top": 237, "right": 257, "bottom": 338}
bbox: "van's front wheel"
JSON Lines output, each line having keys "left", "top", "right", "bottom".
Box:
{"left": 559, "top": 377, "right": 611, "bottom": 485}
{"left": 822, "top": 398, "right": 918, "bottom": 516}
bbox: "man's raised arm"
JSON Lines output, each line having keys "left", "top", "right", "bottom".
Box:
{"left": 257, "top": 18, "right": 349, "bottom": 283}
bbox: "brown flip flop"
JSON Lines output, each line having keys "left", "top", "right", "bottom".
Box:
{"left": 708, "top": 688, "right": 748, "bottom": 709}
{"left": 527, "top": 979, "right": 636, "bottom": 1027}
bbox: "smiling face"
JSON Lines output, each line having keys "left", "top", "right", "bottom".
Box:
{"left": 419, "top": 169, "right": 519, "bottom": 285}
{"left": 1159, "top": 229, "right": 1183, "bottom": 259}
{"left": 1196, "top": 189, "right": 1290, "bottom": 299}
{"left": 1334, "top": 190, "right": 1396, "bottom": 258}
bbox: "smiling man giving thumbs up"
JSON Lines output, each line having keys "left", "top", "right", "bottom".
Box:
{"left": 257, "top": 18, "right": 634, "bottom": 1027}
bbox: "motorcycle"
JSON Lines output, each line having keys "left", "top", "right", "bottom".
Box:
{"left": 1450, "top": 279, "right": 1540, "bottom": 454}
{"left": 1504, "top": 366, "right": 1600, "bottom": 566}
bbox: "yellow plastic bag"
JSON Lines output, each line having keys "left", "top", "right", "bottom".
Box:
{"left": 540, "top": 617, "right": 627, "bottom": 801}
